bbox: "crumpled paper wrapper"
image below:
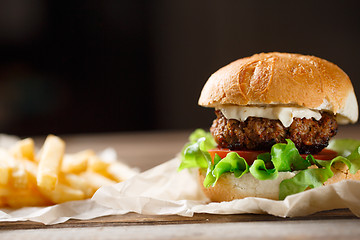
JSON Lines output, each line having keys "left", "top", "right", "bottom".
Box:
{"left": 0, "top": 158, "right": 359, "bottom": 224}
{"left": 92, "top": 158, "right": 360, "bottom": 218}
{"left": 0, "top": 134, "right": 359, "bottom": 224}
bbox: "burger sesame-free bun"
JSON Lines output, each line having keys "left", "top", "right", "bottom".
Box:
{"left": 198, "top": 52, "right": 358, "bottom": 123}
{"left": 198, "top": 169, "right": 295, "bottom": 201}
{"left": 198, "top": 163, "right": 360, "bottom": 201}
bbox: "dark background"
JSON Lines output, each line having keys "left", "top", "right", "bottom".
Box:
{"left": 0, "top": 1, "right": 359, "bottom": 136}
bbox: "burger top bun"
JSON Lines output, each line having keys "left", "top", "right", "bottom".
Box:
{"left": 198, "top": 52, "right": 358, "bottom": 123}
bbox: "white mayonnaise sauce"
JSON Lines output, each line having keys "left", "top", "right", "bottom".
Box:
{"left": 220, "top": 106, "right": 322, "bottom": 127}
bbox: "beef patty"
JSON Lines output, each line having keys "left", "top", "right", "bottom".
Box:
{"left": 210, "top": 110, "right": 338, "bottom": 154}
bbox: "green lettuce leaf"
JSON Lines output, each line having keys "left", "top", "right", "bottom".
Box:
{"left": 178, "top": 129, "right": 216, "bottom": 171}
{"left": 205, "top": 152, "right": 249, "bottom": 187}
{"left": 278, "top": 144, "right": 360, "bottom": 199}
{"left": 279, "top": 167, "right": 332, "bottom": 200}
{"left": 327, "top": 139, "right": 360, "bottom": 157}
{"left": 203, "top": 154, "right": 221, "bottom": 187}
{"left": 249, "top": 160, "right": 278, "bottom": 180}
{"left": 179, "top": 129, "right": 360, "bottom": 200}
{"left": 346, "top": 147, "right": 360, "bottom": 174}
{"left": 271, "top": 139, "right": 311, "bottom": 171}
{"left": 278, "top": 156, "right": 352, "bottom": 200}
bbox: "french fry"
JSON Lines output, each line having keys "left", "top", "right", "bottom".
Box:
{"left": 0, "top": 183, "right": 49, "bottom": 208}
{"left": 18, "top": 158, "right": 38, "bottom": 186}
{"left": 0, "top": 150, "right": 29, "bottom": 189}
{"left": 0, "top": 187, "right": 10, "bottom": 208}
{"left": 107, "top": 161, "right": 138, "bottom": 182}
{"left": 10, "top": 138, "right": 35, "bottom": 161}
{"left": 0, "top": 134, "right": 136, "bottom": 208}
{"left": 88, "top": 155, "right": 110, "bottom": 173}
{"left": 37, "top": 135, "right": 65, "bottom": 191}
{"left": 80, "top": 171, "right": 116, "bottom": 190}
{"left": 61, "top": 149, "right": 95, "bottom": 173}
{"left": 87, "top": 155, "right": 113, "bottom": 180}
{"left": 39, "top": 182, "right": 85, "bottom": 204}
{"left": 0, "top": 197, "right": 6, "bottom": 208}
{"left": 6, "top": 159, "right": 50, "bottom": 207}
{"left": 0, "top": 150, "right": 11, "bottom": 185}
{"left": 0, "top": 186, "right": 10, "bottom": 196}
{"left": 5, "top": 188, "right": 50, "bottom": 208}
{"left": 11, "top": 159, "right": 28, "bottom": 189}
{"left": 88, "top": 156, "right": 138, "bottom": 182}
{"left": 61, "top": 173, "right": 95, "bottom": 198}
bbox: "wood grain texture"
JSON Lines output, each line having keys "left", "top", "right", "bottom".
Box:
{"left": 0, "top": 209, "right": 356, "bottom": 230}
{"left": 2, "top": 218, "right": 360, "bottom": 240}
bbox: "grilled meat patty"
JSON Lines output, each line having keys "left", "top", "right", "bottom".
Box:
{"left": 210, "top": 110, "right": 338, "bottom": 154}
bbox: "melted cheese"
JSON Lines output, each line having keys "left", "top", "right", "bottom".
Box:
{"left": 220, "top": 106, "right": 322, "bottom": 127}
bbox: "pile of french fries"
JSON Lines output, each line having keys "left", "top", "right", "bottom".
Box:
{"left": 0, "top": 135, "right": 137, "bottom": 208}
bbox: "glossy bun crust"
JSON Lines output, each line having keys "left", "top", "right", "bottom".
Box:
{"left": 199, "top": 52, "right": 358, "bottom": 123}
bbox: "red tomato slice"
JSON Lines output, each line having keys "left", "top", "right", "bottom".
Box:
{"left": 300, "top": 149, "right": 338, "bottom": 160}
{"left": 208, "top": 148, "right": 338, "bottom": 165}
{"left": 207, "top": 148, "right": 266, "bottom": 165}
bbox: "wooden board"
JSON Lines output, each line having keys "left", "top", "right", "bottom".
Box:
{"left": 0, "top": 208, "right": 356, "bottom": 230}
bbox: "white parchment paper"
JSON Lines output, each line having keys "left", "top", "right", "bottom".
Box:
{"left": 93, "top": 158, "right": 360, "bottom": 218}
{"left": 0, "top": 157, "right": 359, "bottom": 224}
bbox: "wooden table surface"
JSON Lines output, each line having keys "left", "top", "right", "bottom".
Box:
{"left": 1, "top": 125, "right": 360, "bottom": 240}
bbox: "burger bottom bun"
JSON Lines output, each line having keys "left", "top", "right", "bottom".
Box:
{"left": 323, "top": 162, "right": 360, "bottom": 184}
{"left": 199, "top": 163, "right": 360, "bottom": 201}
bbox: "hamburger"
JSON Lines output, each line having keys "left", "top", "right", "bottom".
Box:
{"left": 179, "top": 52, "right": 360, "bottom": 201}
